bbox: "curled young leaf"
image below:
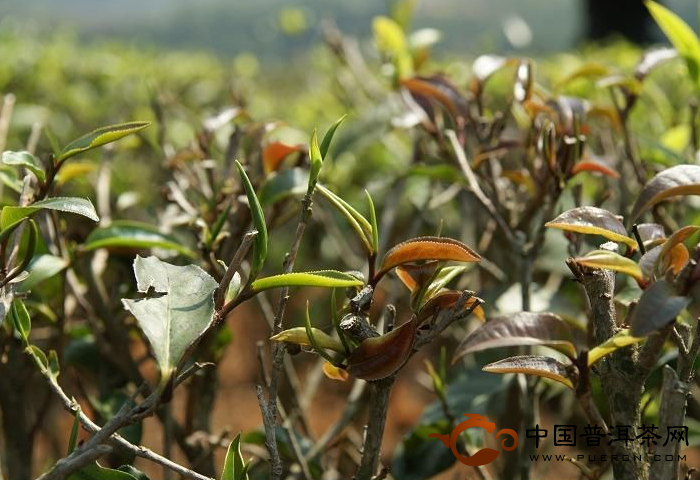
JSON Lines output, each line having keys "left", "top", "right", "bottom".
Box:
{"left": 1, "top": 151, "right": 45, "bottom": 182}
{"left": 395, "top": 261, "right": 440, "bottom": 294}
{"left": 270, "top": 327, "right": 345, "bottom": 353}
{"left": 308, "top": 129, "right": 323, "bottom": 192}
{"left": 587, "top": 329, "right": 645, "bottom": 366}
{"left": 629, "top": 279, "right": 690, "bottom": 336}
{"left": 453, "top": 312, "right": 577, "bottom": 362}
{"left": 316, "top": 184, "right": 373, "bottom": 253}
{"left": 250, "top": 270, "right": 363, "bottom": 292}
{"left": 573, "top": 249, "right": 644, "bottom": 283}
{"left": 377, "top": 236, "right": 480, "bottom": 280}
{"left": 482, "top": 355, "right": 576, "bottom": 389}
{"left": 656, "top": 225, "right": 698, "bottom": 272}
{"left": 346, "top": 318, "right": 417, "bottom": 381}
{"left": 545, "top": 207, "right": 636, "bottom": 250}
{"left": 630, "top": 164, "right": 700, "bottom": 222}
{"left": 56, "top": 121, "right": 150, "bottom": 163}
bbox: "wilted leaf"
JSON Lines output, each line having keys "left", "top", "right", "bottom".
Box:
{"left": 322, "top": 361, "right": 349, "bottom": 381}
{"left": 1, "top": 151, "right": 45, "bottom": 181}
{"left": 250, "top": 270, "right": 363, "bottom": 292}
{"left": 270, "top": 327, "right": 345, "bottom": 353}
{"left": 122, "top": 256, "right": 218, "bottom": 382}
{"left": 630, "top": 165, "right": 700, "bottom": 221}
{"left": 1, "top": 197, "right": 98, "bottom": 229}
{"left": 347, "top": 318, "right": 417, "bottom": 380}
{"left": 646, "top": 1, "right": 700, "bottom": 91}
{"left": 482, "top": 355, "right": 576, "bottom": 389}
{"left": 629, "top": 279, "right": 690, "bottom": 336}
{"left": 235, "top": 161, "right": 268, "bottom": 278}
{"left": 262, "top": 141, "right": 304, "bottom": 174}
{"left": 221, "top": 433, "right": 249, "bottom": 480}
{"left": 587, "top": 329, "right": 645, "bottom": 366}
{"left": 574, "top": 249, "right": 644, "bottom": 282}
{"left": 56, "top": 121, "right": 150, "bottom": 163}
{"left": 377, "top": 237, "right": 480, "bottom": 279}
{"left": 545, "top": 207, "right": 636, "bottom": 249}
{"left": 570, "top": 159, "right": 620, "bottom": 179}
{"left": 453, "top": 312, "right": 577, "bottom": 361}
{"left": 83, "top": 220, "right": 194, "bottom": 257}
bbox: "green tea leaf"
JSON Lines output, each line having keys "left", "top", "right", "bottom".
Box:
{"left": 10, "top": 299, "right": 30, "bottom": 343}
{"left": 646, "top": 1, "right": 700, "bottom": 91}
{"left": 67, "top": 408, "right": 80, "bottom": 454}
{"left": 221, "top": 433, "right": 249, "bottom": 480}
{"left": 270, "top": 326, "right": 345, "bottom": 353}
{"left": 308, "top": 129, "right": 323, "bottom": 191}
{"left": 251, "top": 270, "right": 363, "bottom": 292}
{"left": 574, "top": 249, "right": 644, "bottom": 282}
{"left": 17, "top": 254, "right": 69, "bottom": 292}
{"left": 304, "top": 301, "right": 337, "bottom": 363}
{"left": 122, "top": 256, "right": 218, "bottom": 382}
{"left": 365, "top": 190, "right": 379, "bottom": 254}
{"left": 1, "top": 197, "right": 99, "bottom": 229}
{"left": 316, "top": 184, "right": 373, "bottom": 253}
{"left": 1, "top": 151, "right": 45, "bottom": 181}
{"left": 83, "top": 220, "right": 194, "bottom": 257}
{"left": 320, "top": 114, "right": 347, "bottom": 159}
{"left": 235, "top": 161, "right": 268, "bottom": 278}
{"left": 588, "top": 329, "right": 645, "bottom": 366}
{"left": 56, "top": 121, "right": 150, "bottom": 163}
{"left": 67, "top": 463, "right": 138, "bottom": 480}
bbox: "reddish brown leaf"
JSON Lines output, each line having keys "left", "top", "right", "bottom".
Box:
{"left": 416, "top": 290, "right": 485, "bottom": 323}
{"left": 400, "top": 76, "right": 466, "bottom": 120}
{"left": 395, "top": 261, "right": 440, "bottom": 293}
{"left": 377, "top": 237, "right": 480, "bottom": 279}
{"left": 571, "top": 159, "right": 620, "bottom": 179}
{"left": 346, "top": 318, "right": 418, "bottom": 381}
{"left": 262, "top": 141, "right": 304, "bottom": 174}
{"left": 630, "top": 165, "right": 700, "bottom": 222}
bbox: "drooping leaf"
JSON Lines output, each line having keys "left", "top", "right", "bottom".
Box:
{"left": 545, "top": 207, "right": 636, "bottom": 250}
{"left": 17, "top": 254, "right": 68, "bottom": 292}
{"left": 56, "top": 121, "right": 150, "bottom": 163}
{"left": 346, "top": 318, "right": 417, "bottom": 381}
{"left": 482, "top": 355, "right": 576, "bottom": 389}
{"left": 83, "top": 220, "right": 194, "bottom": 257}
{"left": 377, "top": 237, "right": 480, "bottom": 279}
{"left": 259, "top": 168, "right": 309, "bottom": 207}
{"left": 629, "top": 279, "right": 690, "bottom": 336}
{"left": 570, "top": 159, "right": 620, "bottom": 179}
{"left": 1, "top": 197, "right": 99, "bottom": 229}
{"left": 221, "top": 433, "right": 249, "bottom": 480}
{"left": 271, "top": 327, "right": 345, "bottom": 353}
{"left": 121, "top": 256, "right": 218, "bottom": 382}
{"left": 630, "top": 165, "right": 700, "bottom": 221}
{"left": 235, "top": 161, "right": 268, "bottom": 278}
{"left": 262, "top": 141, "right": 304, "bottom": 174}
{"left": 320, "top": 114, "right": 347, "bottom": 159}
{"left": 453, "top": 312, "right": 578, "bottom": 361}
{"left": 588, "top": 329, "right": 646, "bottom": 366}
{"left": 1, "top": 151, "right": 45, "bottom": 181}
{"left": 250, "top": 270, "right": 363, "bottom": 293}
{"left": 573, "top": 249, "right": 644, "bottom": 282}
{"left": 646, "top": 1, "right": 700, "bottom": 91}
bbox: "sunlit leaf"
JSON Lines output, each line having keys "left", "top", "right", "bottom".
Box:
{"left": 235, "top": 161, "right": 268, "bottom": 278}
{"left": 471, "top": 55, "right": 514, "bottom": 83}
{"left": 423, "top": 265, "right": 470, "bottom": 301}
{"left": 377, "top": 236, "right": 480, "bottom": 279}
{"left": 270, "top": 327, "right": 345, "bottom": 353}
{"left": 221, "top": 433, "right": 249, "bottom": 480}
{"left": 316, "top": 184, "right": 373, "bottom": 253}
{"left": 588, "top": 329, "right": 645, "bottom": 366}
{"left": 630, "top": 164, "right": 700, "bottom": 221}
{"left": 1, "top": 151, "right": 45, "bottom": 181}
{"left": 250, "top": 270, "right": 363, "bottom": 292}
{"left": 1, "top": 197, "right": 98, "bottom": 229}
{"left": 545, "top": 207, "right": 636, "bottom": 249}
{"left": 646, "top": 1, "right": 700, "bottom": 91}
{"left": 574, "top": 249, "right": 644, "bottom": 282}
{"left": 482, "top": 355, "right": 575, "bottom": 389}
{"left": 453, "top": 312, "right": 577, "bottom": 361}
{"left": 83, "top": 220, "right": 194, "bottom": 257}
{"left": 666, "top": 243, "right": 689, "bottom": 275}
{"left": 55, "top": 161, "right": 97, "bottom": 185}
{"left": 17, "top": 254, "right": 68, "bottom": 292}
{"left": 656, "top": 225, "right": 698, "bottom": 273}
{"left": 629, "top": 279, "right": 689, "bottom": 336}
{"left": 56, "top": 121, "right": 150, "bottom": 163}
{"left": 347, "top": 318, "right": 417, "bottom": 380}
{"left": 121, "top": 256, "right": 218, "bottom": 382}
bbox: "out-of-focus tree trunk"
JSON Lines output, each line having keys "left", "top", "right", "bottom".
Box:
{"left": 584, "top": 0, "right": 657, "bottom": 44}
